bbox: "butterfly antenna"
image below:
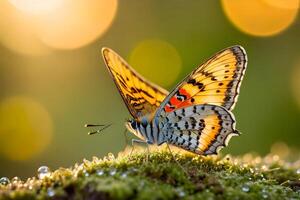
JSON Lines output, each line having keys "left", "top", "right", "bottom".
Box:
{"left": 85, "top": 123, "right": 112, "bottom": 135}
{"left": 84, "top": 124, "right": 106, "bottom": 127}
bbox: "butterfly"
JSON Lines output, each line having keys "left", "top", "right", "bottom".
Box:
{"left": 101, "top": 45, "right": 247, "bottom": 155}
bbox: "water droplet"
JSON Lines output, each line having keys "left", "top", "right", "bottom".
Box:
{"left": 109, "top": 168, "right": 117, "bottom": 176}
{"left": 242, "top": 185, "right": 250, "bottom": 192}
{"left": 0, "top": 177, "right": 10, "bottom": 185}
{"left": 260, "top": 189, "right": 268, "bottom": 198}
{"left": 175, "top": 188, "right": 186, "bottom": 197}
{"left": 37, "top": 166, "right": 51, "bottom": 179}
{"left": 296, "top": 169, "right": 300, "bottom": 174}
{"left": 83, "top": 170, "right": 89, "bottom": 177}
{"left": 129, "top": 167, "right": 138, "bottom": 174}
{"left": 138, "top": 180, "right": 145, "bottom": 189}
{"left": 47, "top": 188, "right": 55, "bottom": 197}
{"left": 262, "top": 192, "right": 268, "bottom": 198}
{"left": 97, "top": 169, "right": 104, "bottom": 176}
{"left": 121, "top": 172, "right": 128, "bottom": 178}
{"left": 225, "top": 155, "right": 231, "bottom": 161}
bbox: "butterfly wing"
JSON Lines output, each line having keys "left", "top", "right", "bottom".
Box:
{"left": 102, "top": 47, "right": 168, "bottom": 120}
{"left": 155, "top": 45, "right": 247, "bottom": 155}
{"left": 160, "top": 105, "right": 238, "bottom": 155}
{"left": 155, "top": 45, "right": 247, "bottom": 118}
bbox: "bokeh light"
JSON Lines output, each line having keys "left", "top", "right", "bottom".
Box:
{"left": 0, "top": 0, "right": 118, "bottom": 55}
{"left": 8, "top": 0, "right": 63, "bottom": 15}
{"left": 270, "top": 142, "right": 290, "bottom": 158}
{"left": 0, "top": 97, "right": 53, "bottom": 161}
{"left": 129, "top": 39, "right": 182, "bottom": 88}
{"left": 35, "top": 0, "right": 118, "bottom": 49}
{"left": 263, "top": 0, "right": 299, "bottom": 10}
{"left": 221, "top": 0, "right": 299, "bottom": 36}
{"left": 0, "top": 1, "right": 50, "bottom": 55}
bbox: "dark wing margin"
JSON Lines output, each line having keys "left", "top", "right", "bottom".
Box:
{"left": 155, "top": 45, "right": 247, "bottom": 119}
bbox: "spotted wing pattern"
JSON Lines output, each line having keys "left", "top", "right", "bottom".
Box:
{"left": 102, "top": 47, "right": 168, "bottom": 120}
{"left": 158, "top": 45, "right": 247, "bottom": 115}
{"left": 160, "top": 104, "right": 239, "bottom": 155}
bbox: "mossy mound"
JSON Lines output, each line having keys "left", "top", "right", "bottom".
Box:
{"left": 0, "top": 147, "right": 300, "bottom": 200}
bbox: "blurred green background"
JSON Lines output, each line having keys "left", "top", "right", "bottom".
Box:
{"left": 0, "top": 0, "right": 300, "bottom": 178}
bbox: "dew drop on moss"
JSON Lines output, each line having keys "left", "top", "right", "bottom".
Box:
{"left": 82, "top": 169, "right": 89, "bottom": 177}
{"left": 109, "top": 168, "right": 117, "bottom": 176}
{"left": 47, "top": 188, "right": 55, "bottom": 197}
{"left": 0, "top": 177, "right": 10, "bottom": 185}
{"left": 242, "top": 185, "right": 250, "bottom": 192}
{"left": 175, "top": 188, "right": 186, "bottom": 197}
{"left": 97, "top": 169, "right": 104, "bottom": 176}
{"left": 129, "top": 167, "right": 138, "bottom": 174}
{"left": 121, "top": 172, "right": 128, "bottom": 178}
{"left": 37, "top": 166, "right": 51, "bottom": 179}
{"left": 261, "top": 189, "right": 269, "bottom": 199}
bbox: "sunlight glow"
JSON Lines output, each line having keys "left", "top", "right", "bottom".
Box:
{"left": 0, "top": 0, "right": 118, "bottom": 55}
{"left": 36, "top": 0, "right": 118, "bottom": 49}
{"left": 0, "top": 97, "right": 53, "bottom": 161}
{"left": 129, "top": 39, "right": 182, "bottom": 88}
{"left": 221, "top": 0, "right": 299, "bottom": 37}
{"left": 8, "top": 0, "right": 63, "bottom": 15}
{"left": 0, "top": 1, "right": 50, "bottom": 55}
{"left": 270, "top": 142, "right": 290, "bottom": 158}
{"left": 263, "top": 0, "right": 299, "bottom": 10}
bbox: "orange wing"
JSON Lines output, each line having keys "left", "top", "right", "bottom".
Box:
{"left": 162, "top": 104, "right": 239, "bottom": 155}
{"left": 102, "top": 48, "right": 168, "bottom": 120}
{"left": 155, "top": 45, "right": 247, "bottom": 117}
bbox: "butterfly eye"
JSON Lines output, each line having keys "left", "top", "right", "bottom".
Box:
{"left": 131, "top": 121, "right": 137, "bottom": 130}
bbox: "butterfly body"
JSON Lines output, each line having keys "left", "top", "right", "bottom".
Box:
{"left": 101, "top": 45, "right": 247, "bottom": 155}
{"left": 125, "top": 118, "right": 166, "bottom": 145}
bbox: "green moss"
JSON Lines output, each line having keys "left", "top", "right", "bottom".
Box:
{"left": 0, "top": 148, "right": 300, "bottom": 200}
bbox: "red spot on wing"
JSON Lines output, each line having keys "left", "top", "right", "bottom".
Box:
{"left": 179, "top": 88, "right": 191, "bottom": 98}
{"left": 164, "top": 106, "right": 173, "bottom": 112}
{"left": 170, "top": 96, "right": 181, "bottom": 105}
{"left": 164, "top": 89, "right": 192, "bottom": 113}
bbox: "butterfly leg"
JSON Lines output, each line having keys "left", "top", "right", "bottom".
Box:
{"left": 129, "top": 139, "right": 147, "bottom": 158}
{"left": 122, "top": 128, "right": 129, "bottom": 149}
{"left": 166, "top": 143, "right": 188, "bottom": 176}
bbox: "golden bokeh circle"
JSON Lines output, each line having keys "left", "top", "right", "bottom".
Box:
{"left": 8, "top": 0, "right": 63, "bottom": 15}
{"left": 36, "top": 0, "right": 118, "bottom": 50}
{"left": 270, "top": 142, "right": 290, "bottom": 158}
{"left": 221, "top": 0, "right": 299, "bottom": 36}
{"left": 129, "top": 39, "right": 182, "bottom": 88}
{"left": 263, "top": 0, "right": 299, "bottom": 10}
{"left": 0, "top": 97, "right": 53, "bottom": 161}
{"left": 1, "top": 0, "right": 118, "bottom": 54}
{"left": 0, "top": 1, "right": 50, "bottom": 56}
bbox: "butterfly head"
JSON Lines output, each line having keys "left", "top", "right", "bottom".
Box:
{"left": 125, "top": 119, "right": 138, "bottom": 133}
